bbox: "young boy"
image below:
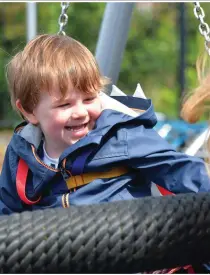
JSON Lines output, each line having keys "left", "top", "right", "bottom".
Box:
{"left": 0, "top": 34, "right": 210, "bottom": 215}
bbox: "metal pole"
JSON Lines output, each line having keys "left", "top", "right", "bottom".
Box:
{"left": 178, "top": 3, "right": 186, "bottom": 111}
{"left": 26, "top": 2, "right": 37, "bottom": 42}
{"left": 95, "top": 3, "right": 134, "bottom": 87}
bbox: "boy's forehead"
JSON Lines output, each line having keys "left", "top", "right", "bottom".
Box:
{"left": 41, "top": 85, "right": 99, "bottom": 103}
{"left": 40, "top": 77, "right": 100, "bottom": 100}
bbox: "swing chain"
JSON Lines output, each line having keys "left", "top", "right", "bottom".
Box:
{"left": 194, "top": 2, "right": 210, "bottom": 55}
{"left": 58, "top": 2, "right": 70, "bottom": 36}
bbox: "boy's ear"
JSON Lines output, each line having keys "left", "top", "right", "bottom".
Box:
{"left": 15, "top": 99, "right": 39, "bottom": 125}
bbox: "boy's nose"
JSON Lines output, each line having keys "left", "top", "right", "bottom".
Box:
{"left": 71, "top": 105, "right": 88, "bottom": 119}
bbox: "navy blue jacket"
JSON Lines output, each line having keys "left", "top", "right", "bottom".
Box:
{"left": 0, "top": 98, "right": 210, "bottom": 215}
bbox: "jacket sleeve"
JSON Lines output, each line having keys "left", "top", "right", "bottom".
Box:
{"left": 0, "top": 145, "right": 24, "bottom": 214}
{"left": 127, "top": 126, "right": 210, "bottom": 193}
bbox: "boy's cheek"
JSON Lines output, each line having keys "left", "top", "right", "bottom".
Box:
{"left": 95, "top": 106, "right": 103, "bottom": 118}
{"left": 99, "top": 96, "right": 107, "bottom": 110}
{"left": 97, "top": 98, "right": 104, "bottom": 113}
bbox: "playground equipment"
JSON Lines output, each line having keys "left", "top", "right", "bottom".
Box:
{"left": 1, "top": 2, "right": 210, "bottom": 273}
{"left": 1, "top": 193, "right": 210, "bottom": 273}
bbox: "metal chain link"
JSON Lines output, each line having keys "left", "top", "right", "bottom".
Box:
{"left": 58, "top": 2, "right": 70, "bottom": 36}
{"left": 194, "top": 2, "right": 210, "bottom": 55}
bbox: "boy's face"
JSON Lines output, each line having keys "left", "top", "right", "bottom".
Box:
{"left": 21, "top": 82, "right": 102, "bottom": 158}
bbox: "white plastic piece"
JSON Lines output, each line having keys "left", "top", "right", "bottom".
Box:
{"left": 100, "top": 92, "right": 138, "bottom": 117}
{"left": 110, "top": 85, "right": 127, "bottom": 96}
{"left": 133, "top": 83, "right": 147, "bottom": 99}
{"left": 100, "top": 83, "right": 147, "bottom": 117}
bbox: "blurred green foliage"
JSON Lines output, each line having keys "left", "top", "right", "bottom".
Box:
{"left": 0, "top": 2, "right": 210, "bottom": 126}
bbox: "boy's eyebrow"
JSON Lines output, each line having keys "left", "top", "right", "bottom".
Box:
{"left": 52, "top": 97, "right": 67, "bottom": 106}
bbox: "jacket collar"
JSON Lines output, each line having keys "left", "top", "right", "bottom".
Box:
{"left": 92, "top": 98, "right": 156, "bottom": 136}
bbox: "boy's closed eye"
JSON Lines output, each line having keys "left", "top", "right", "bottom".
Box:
{"left": 54, "top": 97, "right": 97, "bottom": 108}
{"left": 57, "top": 103, "right": 70, "bottom": 108}
{"left": 84, "top": 97, "right": 96, "bottom": 103}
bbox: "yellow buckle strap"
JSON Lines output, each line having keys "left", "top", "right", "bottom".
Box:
{"left": 66, "top": 166, "right": 129, "bottom": 190}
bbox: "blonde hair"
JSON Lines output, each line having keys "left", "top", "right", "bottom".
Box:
{"left": 6, "top": 34, "right": 109, "bottom": 115}
{"left": 181, "top": 52, "right": 210, "bottom": 168}
{"left": 181, "top": 53, "right": 210, "bottom": 123}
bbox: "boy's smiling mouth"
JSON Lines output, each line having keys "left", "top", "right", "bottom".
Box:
{"left": 65, "top": 123, "right": 88, "bottom": 132}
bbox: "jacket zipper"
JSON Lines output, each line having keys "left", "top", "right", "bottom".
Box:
{"left": 60, "top": 158, "right": 71, "bottom": 181}
{"left": 32, "top": 144, "right": 71, "bottom": 208}
{"left": 31, "top": 145, "right": 59, "bottom": 172}
{"left": 61, "top": 159, "right": 71, "bottom": 208}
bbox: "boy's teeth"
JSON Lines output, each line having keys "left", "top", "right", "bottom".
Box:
{"left": 72, "top": 125, "right": 83, "bottom": 129}
{"left": 66, "top": 124, "right": 87, "bottom": 131}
